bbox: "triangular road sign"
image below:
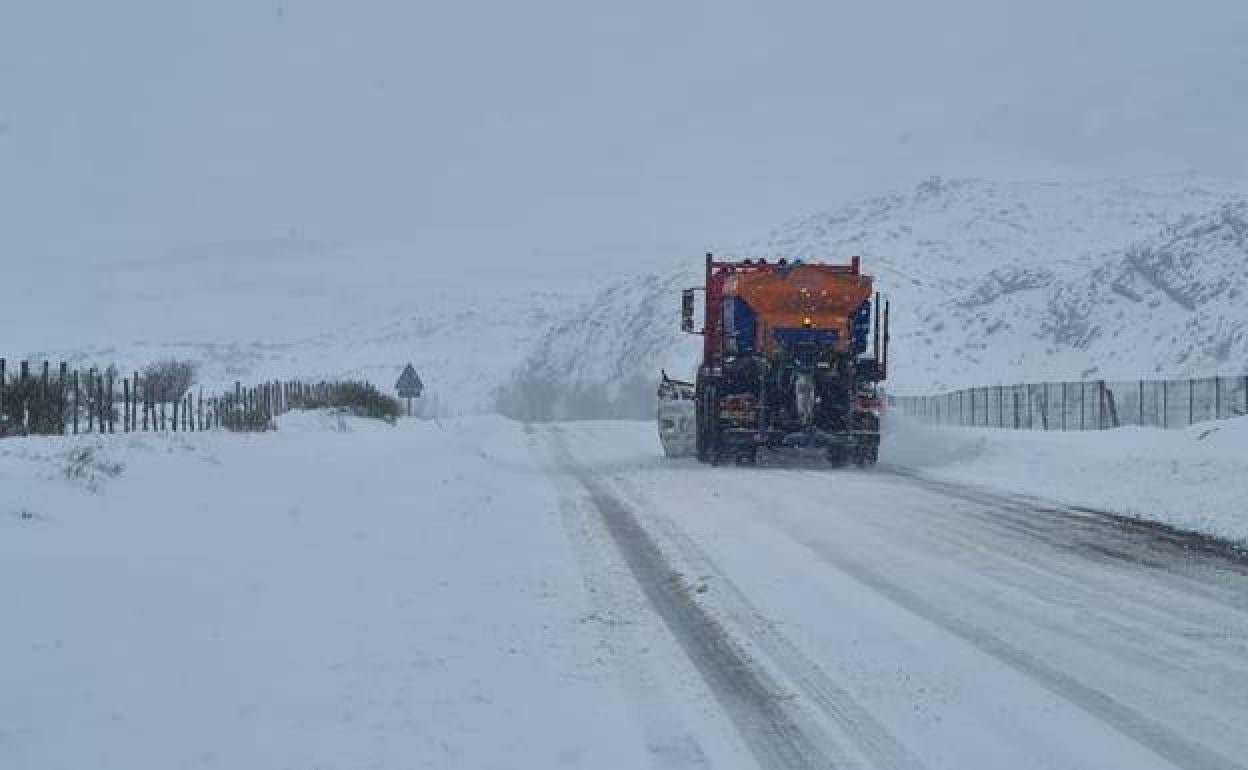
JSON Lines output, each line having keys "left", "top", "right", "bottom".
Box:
{"left": 396, "top": 364, "right": 423, "bottom": 397}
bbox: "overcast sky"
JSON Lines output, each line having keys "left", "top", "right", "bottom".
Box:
{"left": 3, "top": 0, "right": 1247, "bottom": 276}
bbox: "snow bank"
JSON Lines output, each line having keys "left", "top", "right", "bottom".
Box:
{"left": 884, "top": 415, "right": 1248, "bottom": 545}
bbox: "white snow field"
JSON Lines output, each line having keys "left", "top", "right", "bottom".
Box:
{"left": 4, "top": 414, "right": 1248, "bottom": 769}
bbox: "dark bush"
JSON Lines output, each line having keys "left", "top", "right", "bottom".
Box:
{"left": 1, "top": 369, "right": 69, "bottom": 436}
{"left": 295, "top": 381, "right": 402, "bottom": 423}
{"left": 142, "top": 359, "right": 197, "bottom": 402}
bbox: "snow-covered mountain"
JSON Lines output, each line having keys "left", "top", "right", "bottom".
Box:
{"left": 17, "top": 175, "right": 1248, "bottom": 419}
{"left": 500, "top": 175, "right": 1248, "bottom": 417}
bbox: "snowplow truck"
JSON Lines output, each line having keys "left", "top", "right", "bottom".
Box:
{"left": 665, "top": 253, "right": 889, "bottom": 466}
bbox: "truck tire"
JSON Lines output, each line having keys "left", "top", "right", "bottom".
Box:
{"left": 696, "top": 382, "right": 719, "bottom": 464}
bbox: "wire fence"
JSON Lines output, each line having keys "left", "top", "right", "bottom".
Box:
{"left": 890, "top": 376, "right": 1248, "bottom": 431}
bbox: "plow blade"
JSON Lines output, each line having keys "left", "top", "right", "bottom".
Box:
{"left": 657, "top": 371, "right": 696, "bottom": 457}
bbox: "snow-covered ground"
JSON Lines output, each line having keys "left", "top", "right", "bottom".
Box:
{"left": 5, "top": 414, "right": 1248, "bottom": 769}
{"left": 884, "top": 415, "right": 1248, "bottom": 545}
{"left": 0, "top": 415, "right": 675, "bottom": 769}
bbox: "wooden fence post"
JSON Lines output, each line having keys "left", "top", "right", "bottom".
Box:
{"left": 86, "top": 369, "right": 96, "bottom": 433}
{"left": 59, "top": 362, "right": 68, "bottom": 434}
{"left": 98, "top": 374, "right": 106, "bottom": 434}
{"left": 0, "top": 358, "right": 6, "bottom": 434}
{"left": 19, "top": 361, "right": 29, "bottom": 435}
{"left": 106, "top": 373, "right": 114, "bottom": 433}
{"left": 1189, "top": 378, "right": 1195, "bottom": 426}
{"left": 1138, "top": 380, "right": 1145, "bottom": 426}
{"left": 72, "top": 370, "right": 79, "bottom": 434}
{"left": 39, "top": 361, "right": 49, "bottom": 433}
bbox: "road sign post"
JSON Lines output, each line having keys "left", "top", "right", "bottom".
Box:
{"left": 395, "top": 364, "right": 424, "bottom": 417}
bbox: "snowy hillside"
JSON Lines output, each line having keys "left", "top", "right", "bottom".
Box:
{"left": 8, "top": 240, "right": 595, "bottom": 416}
{"left": 504, "top": 175, "right": 1248, "bottom": 417}
{"left": 497, "top": 273, "right": 703, "bottom": 420}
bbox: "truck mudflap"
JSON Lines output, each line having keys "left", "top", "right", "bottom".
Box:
{"left": 657, "top": 371, "right": 696, "bottom": 457}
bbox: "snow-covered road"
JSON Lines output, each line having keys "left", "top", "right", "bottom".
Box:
{"left": 540, "top": 421, "right": 1248, "bottom": 770}
{"left": 5, "top": 416, "right": 1247, "bottom": 769}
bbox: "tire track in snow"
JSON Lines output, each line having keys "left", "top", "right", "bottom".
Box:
{"left": 529, "top": 425, "right": 713, "bottom": 769}
{"left": 785, "top": 529, "right": 1248, "bottom": 770}
{"left": 606, "top": 474, "right": 928, "bottom": 770}
{"left": 548, "top": 429, "right": 842, "bottom": 770}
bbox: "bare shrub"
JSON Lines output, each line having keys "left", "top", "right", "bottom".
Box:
{"left": 142, "top": 360, "right": 198, "bottom": 403}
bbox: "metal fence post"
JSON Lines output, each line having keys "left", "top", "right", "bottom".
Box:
{"left": 1079, "top": 380, "right": 1086, "bottom": 430}
{"left": 1162, "top": 380, "right": 1168, "bottom": 429}
{"left": 1188, "top": 378, "right": 1195, "bottom": 426}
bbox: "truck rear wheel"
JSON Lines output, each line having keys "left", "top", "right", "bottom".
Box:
{"left": 696, "top": 382, "right": 719, "bottom": 464}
